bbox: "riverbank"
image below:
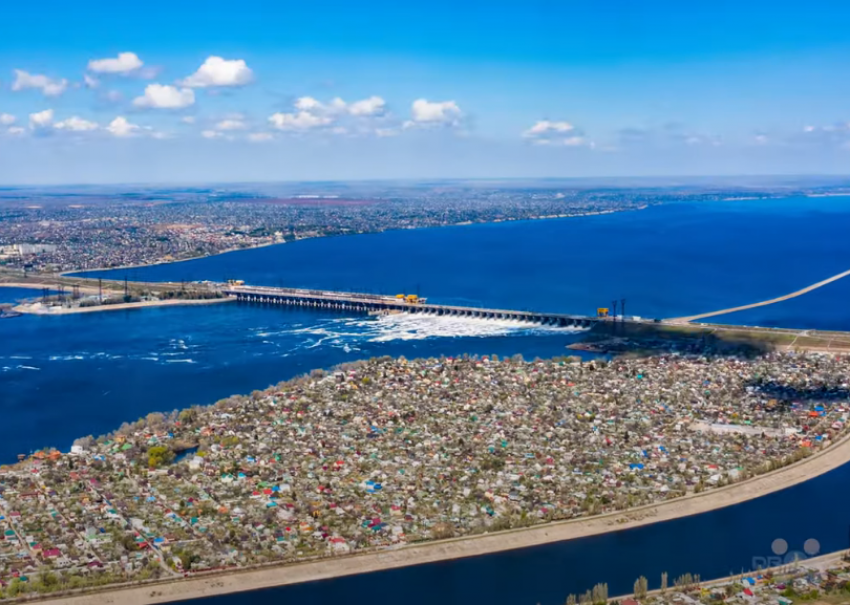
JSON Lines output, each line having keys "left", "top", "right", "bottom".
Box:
{"left": 29, "top": 393, "right": 850, "bottom": 605}
{"left": 606, "top": 547, "right": 849, "bottom": 604}
{"left": 63, "top": 207, "right": 643, "bottom": 280}
{"left": 12, "top": 297, "right": 235, "bottom": 316}
{"left": 58, "top": 240, "right": 284, "bottom": 277}
{"left": 574, "top": 321, "right": 850, "bottom": 354}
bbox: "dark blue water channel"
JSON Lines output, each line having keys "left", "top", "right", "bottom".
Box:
{"left": 3, "top": 197, "right": 850, "bottom": 603}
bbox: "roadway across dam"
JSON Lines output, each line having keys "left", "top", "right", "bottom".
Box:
{"left": 223, "top": 285, "right": 600, "bottom": 328}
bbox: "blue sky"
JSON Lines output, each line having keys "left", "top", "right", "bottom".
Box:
{"left": 2, "top": 0, "right": 850, "bottom": 184}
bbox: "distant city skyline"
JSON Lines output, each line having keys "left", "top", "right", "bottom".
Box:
{"left": 2, "top": 0, "right": 850, "bottom": 184}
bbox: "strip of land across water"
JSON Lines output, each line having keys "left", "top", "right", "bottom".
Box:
{"left": 0, "top": 277, "right": 233, "bottom": 315}
{"left": 668, "top": 267, "right": 850, "bottom": 323}
{"left": 11, "top": 297, "right": 235, "bottom": 315}
{"left": 34, "top": 431, "right": 850, "bottom": 605}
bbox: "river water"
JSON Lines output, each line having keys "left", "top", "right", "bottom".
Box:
{"left": 3, "top": 196, "right": 850, "bottom": 603}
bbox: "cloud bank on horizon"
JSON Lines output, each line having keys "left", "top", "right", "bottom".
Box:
{"left": 1, "top": 0, "right": 850, "bottom": 183}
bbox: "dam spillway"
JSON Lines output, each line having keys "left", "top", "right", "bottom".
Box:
{"left": 222, "top": 285, "right": 599, "bottom": 328}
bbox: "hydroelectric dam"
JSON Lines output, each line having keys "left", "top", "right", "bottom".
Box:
{"left": 223, "top": 284, "right": 601, "bottom": 328}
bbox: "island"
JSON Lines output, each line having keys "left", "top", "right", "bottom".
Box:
{"left": 2, "top": 350, "right": 850, "bottom": 603}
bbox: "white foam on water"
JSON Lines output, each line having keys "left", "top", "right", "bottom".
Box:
{"left": 17, "top": 365, "right": 40, "bottom": 371}
{"left": 49, "top": 355, "right": 85, "bottom": 361}
{"left": 165, "top": 359, "right": 196, "bottom": 364}
{"left": 364, "top": 313, "right": 586, "bottom": 342}
{"left": 271, "top": 313, "right": 585, "bottom": 350}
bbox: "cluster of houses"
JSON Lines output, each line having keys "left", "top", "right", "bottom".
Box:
{"left": 618, "top": 557, "right": 850, "bottom": 605}
{"left": 0, "top": 351, "right": 848, "bottom": 596}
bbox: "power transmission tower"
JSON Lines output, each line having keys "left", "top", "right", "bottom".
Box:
{"left": 620, "top": 298, "right": 626, "bottom": 323}
{"left": 611, "top": 300, "right": 618, "bottom": 334}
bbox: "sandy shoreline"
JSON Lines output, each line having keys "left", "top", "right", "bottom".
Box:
{"left": 33, "top": 430, "right": 850, "bottom": 605}
{"left": 12, "top": 297, "right": 235, "bottom": 316}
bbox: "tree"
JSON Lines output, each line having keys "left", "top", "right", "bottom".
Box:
{"left": 430, "top": 522, "right": 455, "bottom": 540}
{"left": 73, "top": 435, "right": 95, "bottom": 449}
{"left": 146, "top": 412, "right": 166, "bottom": 429}
{"left": 634, "top": 576, "right": 648, "bottom": 599}
{"left": 675, "top": 573, "right": 694, "bottom": 589}
{"left": 661, "top": 571, "right": 668, "bottom": 593}
{"left": 178, "top": 408, "right": 197, "bottom": 424}
{"left": 147, "top": 445, "right": 175, "bottom": 468}
{"left": 566, "top": 594, "right": 577, "bottom": 605}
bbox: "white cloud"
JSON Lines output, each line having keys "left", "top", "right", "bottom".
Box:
{"left": 29, "top": 109, "right": 54, "bottom": 129}
{"left": 294, "top": 95, "right": 384, "bottom": 117}
{"left": 268, "top": 95, "right": 386, "bottom": 134}
{"left": 181, "top": 57, "right": 253, "bottom": 88}
{"left": 181, "top": 116, "right": 196, "bottom": 124}
{"left": 88, "top": 52, "right": 143, "bottom": 74}
{"left": 12, "top": 70, "right": 68, "bottom": 96}
{"left": 523, "top": 120, "right": 575, "bottom": 138}
{"left": 201, "top": 130, "right": 223, "bottom": 139}
{"left": 268, "top": 111, "right": 332, "bottom": 130}
{"left": 348, "top": 96, "right": 386, "bottom": 117}
{"left": 523, "top": 119, "right": 590, "bottom": 146}
{"left": 215, "top": 119, "right": 246, "bottom": 131}
{"left": 107, "top": 116, "right": 140, "bottom": 137}
{"left": 375, "top": 128, "right": 399, "bottom": 137}
{"left": 0, "top": 113, "right": 15, "bottom": 126}
{"left": 84, "top": 74, "right": 100, "bottom": 89}
{"left": 54, "top": 116, "right": 98, "bottom": 132}
{"left": 248, "top": 132, "right": 273, "bottom": 142}
{"left": 7, "top": 126, "right": 25, "bottom": 136}
{"left": 294, "top": 96, "right": 325, "bottom": 112}
{"left": 409, "top": 99, "right": 461, "bottom": 125}
{"left": 294, "top": 96, "right": 348, "bottom": 114}
{"left": 133, "top": 84, "right": 195, "bottom": 109}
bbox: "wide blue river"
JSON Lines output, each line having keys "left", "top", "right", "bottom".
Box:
{"left": 3, "top": 196, "right": 850, "bottom": 604}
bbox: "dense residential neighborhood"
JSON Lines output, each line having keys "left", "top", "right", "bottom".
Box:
{"left": 0, "top": 351, "right": 848, "bottom": 599}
